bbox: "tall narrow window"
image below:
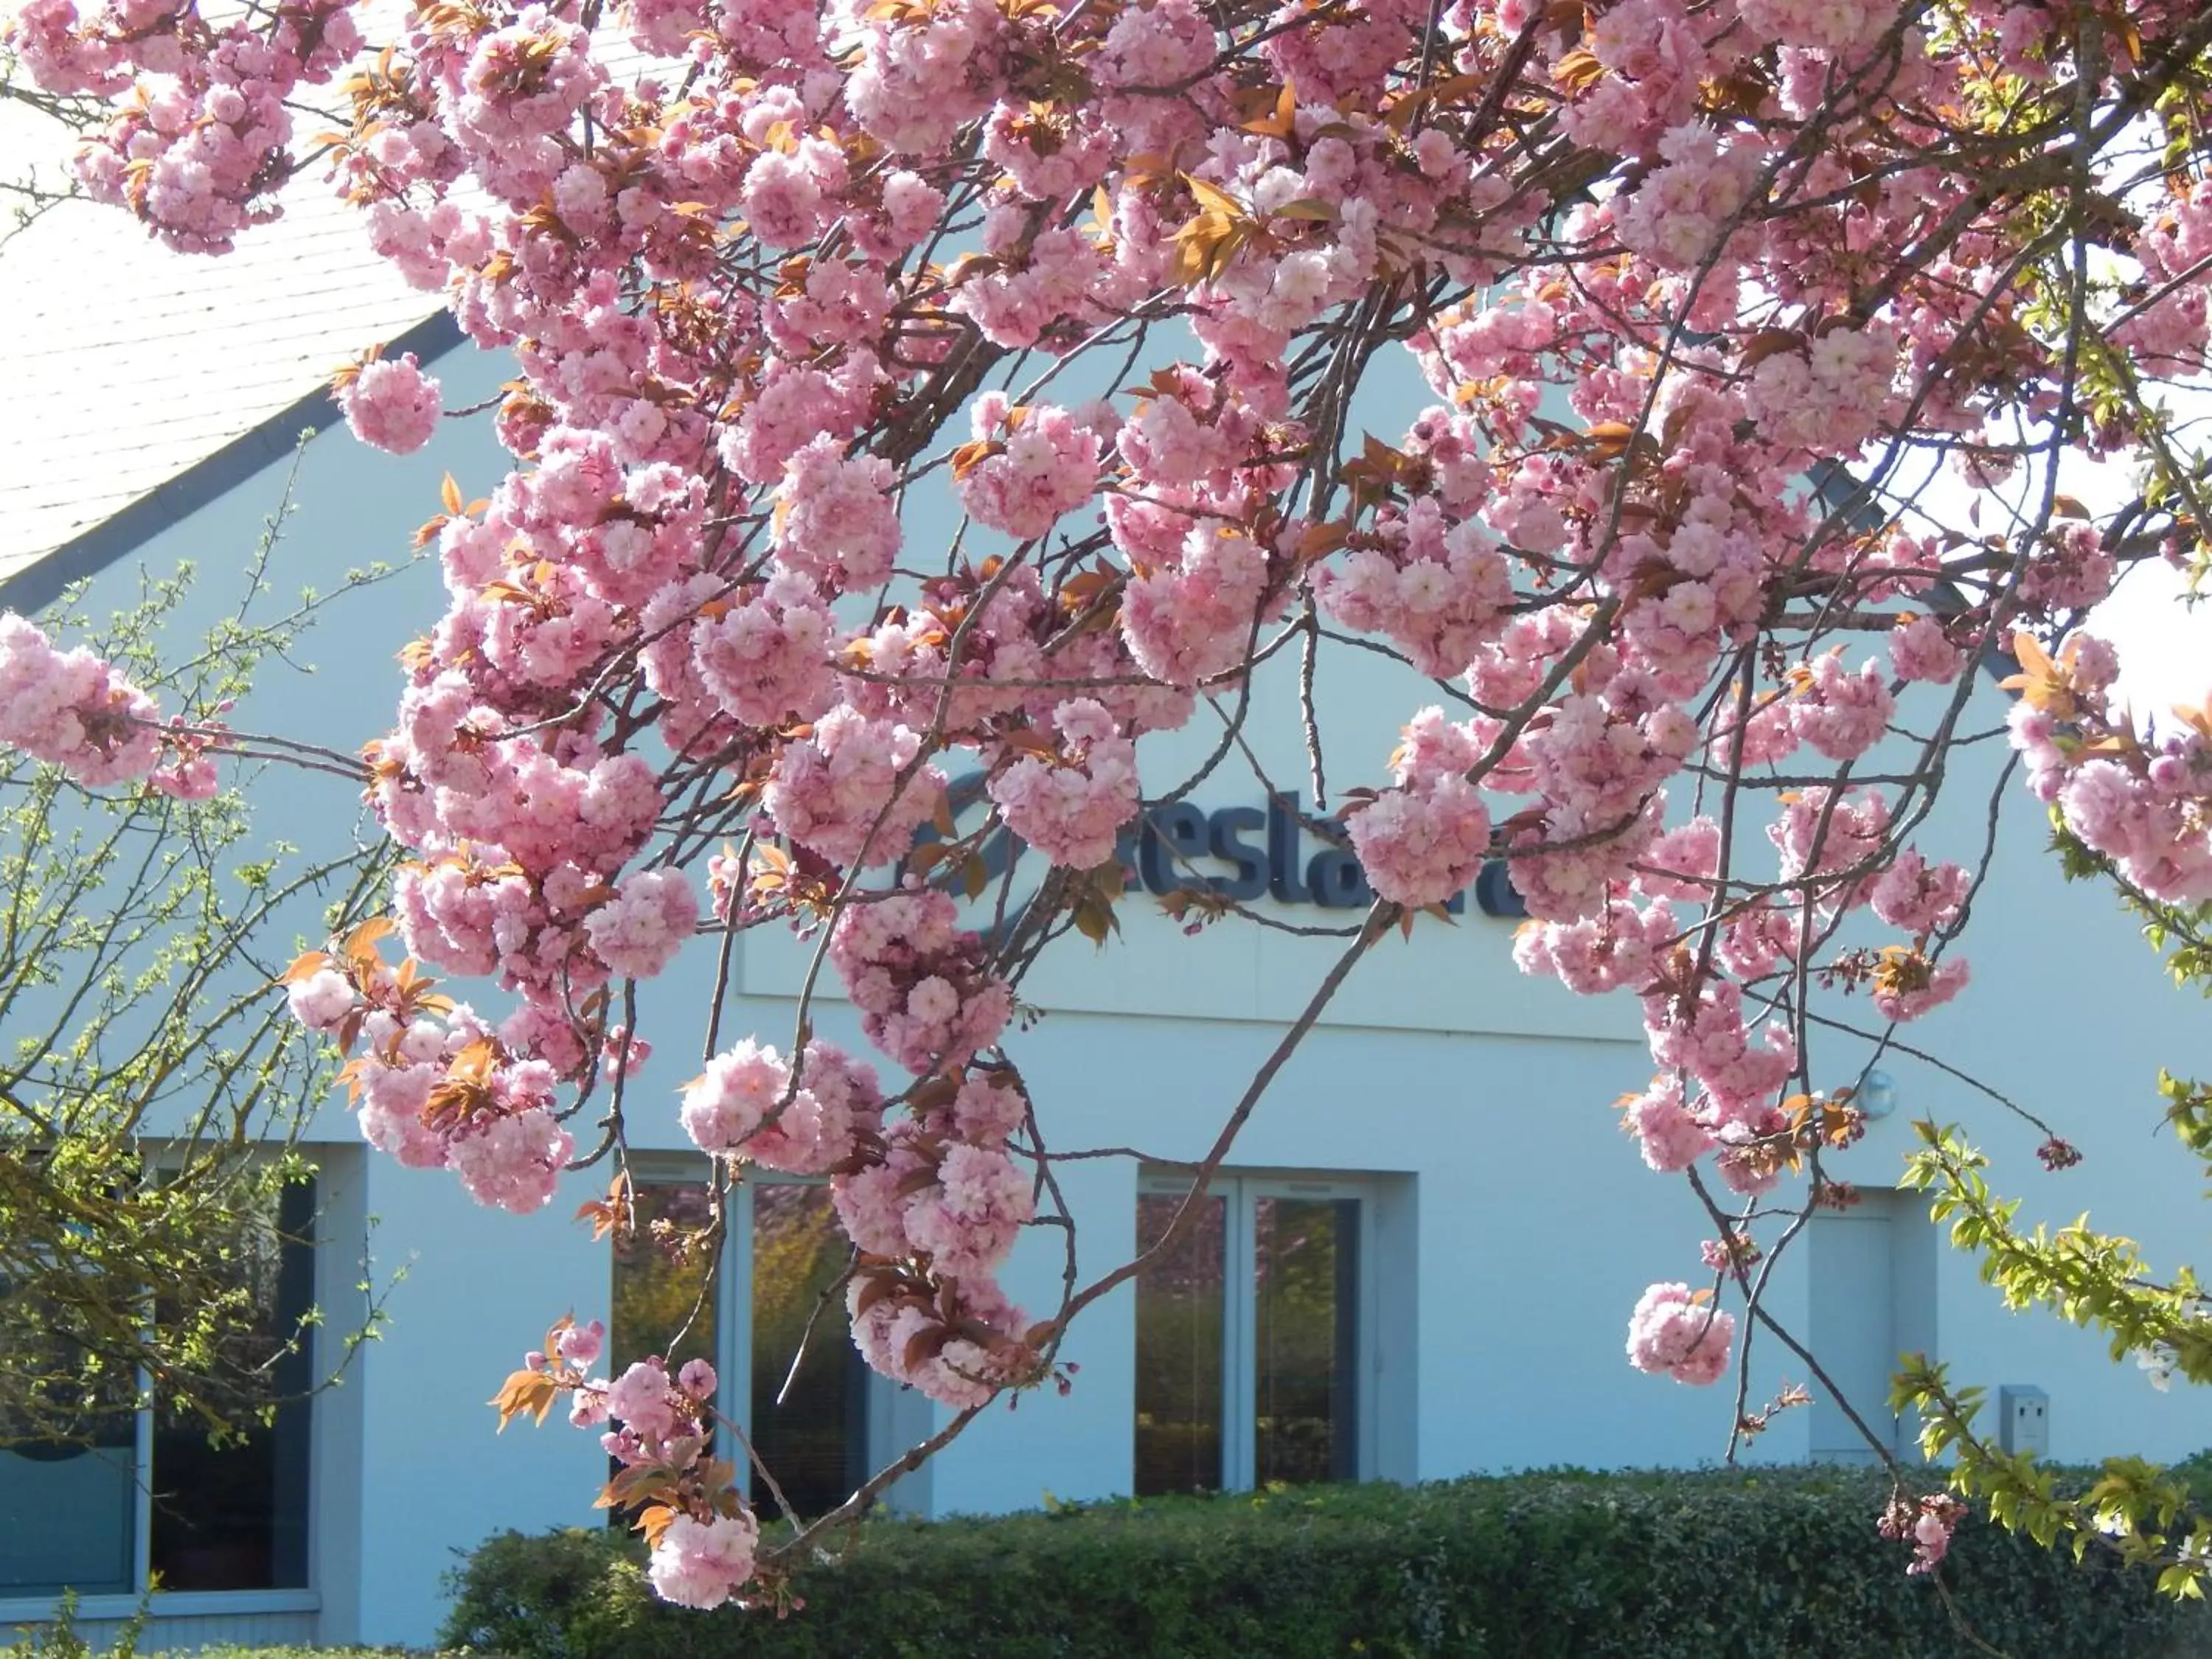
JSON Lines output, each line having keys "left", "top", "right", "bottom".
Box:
{"left": 1133, "top": 1175, "right": 1380, "bottom": 1497}
{"left": 611, "top": 1180, "right": 721, "bottom": 1380}
{"left": 746, "top": 1183, "right": 867, "bottom": 1517}
{"left": 611, "top": 1171, "right": 873, "bottom": 1521}
{"left": 149, "top": 1175, "right": 316, "bottom": 1590}
{"left": 1133, "top": 1190, "right": 1226, "bottom": 1497}
{"left": 1253, "top": 1197, "right": 1358, "bottom": 1487}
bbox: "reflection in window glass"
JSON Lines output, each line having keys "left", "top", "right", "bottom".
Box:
{"left": 0, "top": 1441, "right": 135, "bottom": 1596}
{"left": 611, "top": 1182, "right": 721, "bottom": 1379}
{"left": 1253, "top": 1197, "right": 1358, "bottom": 1488}
{"left": 748, "top": 1184, "right": 865, "bottom": 1517}
{"left": 608, "top": 1181, "right": 721, "bottom": 1528}
{"left": 0, "top": 1159, "right": 143, "bottom": 1599}
{"left": 149, "top": 1176, "right": 316, "bottom": 1591}
{"left": 1133, "top": 1192, "right": 1226, "bottom": 1497}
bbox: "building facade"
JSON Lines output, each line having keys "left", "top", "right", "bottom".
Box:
{"left": 4, "top": 324, "right": 2212, "bottom": 1652}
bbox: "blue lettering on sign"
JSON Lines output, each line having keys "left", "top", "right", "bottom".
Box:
{"left": 1113, "top": 791, "right": 1528, "bottom": 919}
{"left": 929, "top": 775, "right": 1526, "bottom": 920}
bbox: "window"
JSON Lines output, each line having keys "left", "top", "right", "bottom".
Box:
{"left": 613, "top": 1171, "right": 877, "bottom": 1520}
{"left": 1133, "top": 1172, "right": 1399, "bottom": 1497}
{"left": 0, "top": 1175, "right": 316, "bottom": 1599}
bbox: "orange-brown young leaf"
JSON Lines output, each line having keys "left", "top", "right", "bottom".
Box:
{"left": 277, "top": 949, "right": 335, "bottom": 987}
{"left": 490, "top": 1368, "right": 560, "bottom": 1431}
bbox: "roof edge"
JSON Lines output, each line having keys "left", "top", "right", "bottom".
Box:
{"left": 0, "top": 308, "right": 465, "bottom": 616}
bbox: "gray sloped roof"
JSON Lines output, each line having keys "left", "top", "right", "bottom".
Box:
{"left": 0, "top": 102, "right": 451, "bottom": 606}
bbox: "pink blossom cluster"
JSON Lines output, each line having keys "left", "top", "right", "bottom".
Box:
{"left": 1867, "top": 850, "right": 1972, "bottom": 937}
{"left": 1625, "top": 1281, "right": 1736, "bottom": 1385}
{"left": 773, "top": 437, "right": 902, "bottom": 591}
{"left": 1786, "top": 654, "right": 1896, "bottom": 763}
{"left": 763, "top": 708, "right": 945, "bottom": 869}
{"left": 1888, "top": 615, "right": 1965, "bottom": 685}
{"left": 281, "top": 931, "right": 576, "bottom": 1211}
{"left": 353, "top": 1013, "right": 571, "bottom": 1213}
{"left": 2010, "top": 641, "right": 2212, "bottom": 904}
{"left": 986, "top": 699, "right": 1138, "bottom": 869}
{"left": 584, "top": 867, "right": 698, "bottom": 981}
{"left": 953, "top": 397, "right": 1102, "bottom": 543}
{"left": 650, "top": 1513, "right": 760, "bottom": 1610}
{"left": 22, "top": 0, "right": 362, "bottom": 252}
{"left": 1642, "top": 981, "right": 1798, "bottom": 1173}
{"left": 1741, "top": 327, "right": 1899, "bottom": 456}
{"left": 337, "top": 354, "right": 443, "bottom": 455}
{"left": 813, "top": 1062, "right": 1040, "bottom": 1404}
{"left": 1880, "top": 1492, "right": 1969, "bottom": 1577}
{"left": 828, "top": 890, "right": 1012, "bottom": 1074}
{"left": 1119, "top": 522, "right": 1276, "bottom": 687}
{"left": 679, "top": 1037, "right": 883, "bottom": 1175}
{"left": 1311, "top": 499, "right": 1514, "bottom": 678}
{"left": 1115, "top": 367, "right": 1264, "bottom": 489}
{"left": 1346, "top": 709, "right": 1493, "bottom": 909}
{"left": 2117, "top": 182, "right": 2212, "bottom": 369}
{"left": 691, "top": 573, "right": 838, "bottom": 727}
{"left": 549, "top": 1346, "right": 761, "bottom": 1609}
{"left": 1610, "top": 127, "right": 1766, "bottom": 271}
{"left": 0, "top": 614, "right": 164, "bottom": 786}
{"left": 832, "top": 1121, "right": 1033, "bottom": 1284}
{"left": 847, "top": 1265, "right": 1035, "bottom": 1408}
{"left": 1512, "top": 898, "right": 1677, "bottom": 997}
{"left": 1616, "top": 1074, "right": 1715, "bottom": 1173}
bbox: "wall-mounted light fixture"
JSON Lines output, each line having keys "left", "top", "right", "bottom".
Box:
{"left": 1858, "top": 1069, "right": 1898, "bottom": 1121}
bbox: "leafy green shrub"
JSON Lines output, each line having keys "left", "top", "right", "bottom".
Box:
{"left": 439, "top": 1467, "right": 2212, "bottom": 1659}
{"left": 432, "top": 1525, "right": 643, "bottom": 1659}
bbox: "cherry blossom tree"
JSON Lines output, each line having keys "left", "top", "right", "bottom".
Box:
{"left": 6, "top": 0, "right": 2212, "bottom": 1609}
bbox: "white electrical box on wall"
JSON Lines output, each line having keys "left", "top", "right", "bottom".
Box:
{"left": 1998, "top": 1385, "right": 2051, "bottom": 1457}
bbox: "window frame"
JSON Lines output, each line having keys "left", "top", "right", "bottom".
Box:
{"left": 1135, "top": 1168, "right": 1391, "bottom": 1494}
{"left": 0, "top": 1152, "right": 321, "bottom": 1614}
{"left": 617, "top": 1155, "right": 928, "bottom": 1518}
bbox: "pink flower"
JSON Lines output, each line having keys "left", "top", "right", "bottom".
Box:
{"left": 558, "top": 1320, "right": 605, "bottom": 1367}
{"left": 681, "top": 1040, "right": 790, "bottom": 1154}
{"left": 1626, "top": 1281, "right": 1736, "bottom": 1385}
{"left": 605, "top": 1359, "right": 679, "bottom": 1441}
{"left": 987, "top": 699, "right": 1138, "bottom": 869}
{"left": 677, "top": 1357, "right": 717, "bottom": 1399}
{"left": 0, "top": 613, "right": 163, "bottom": 783}
{"left": 338, "top": 355, "right": 442, "bottom": 455}
{"left": 774, "top": 436, "right": 902, "bottom": 590}
{"left": 954, "top": 397, "right": 1099, "bottom": 542}
{"left": 902, "top": 1143, "right": 1034, "bottom": 1279}
{"left": 285, "top": 967, "right": 356, "bottom": 1032}
{"left": 828, "top": 891, "right": 1012, "bottom": 1073}
{"left": 647, "top": 1512, "right": 759, "bottom": 1610}
{"left": 447, "top": 1106, "right": 572, "bottom": 1214}
{"left": 764, "top": 708, "right": 945, "bottom": 869}
{"left": 690, "top": 571, "right": 838, "bottom": 728}
{"left": 585, "top": 867, "right": 698, "bottom": 980}
{"left": 1346, "top": 709, "right": 1493, "bottom": 909}
{"left": 1623, "top": 1075, "right": 1714, "bottom": 1172}
{"left": 1787, "top": 654, "right": 1895, "bottom": 763}
{"left": 1888, "top": 615, "right": 1964, "bottom": 684}
{"left": 1119, "top": 523, "right": 1272, "bottom": 687}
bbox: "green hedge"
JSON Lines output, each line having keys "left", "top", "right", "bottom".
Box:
{"left": 439, "top": 1467, "right": 2212, "bottom": 1659}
